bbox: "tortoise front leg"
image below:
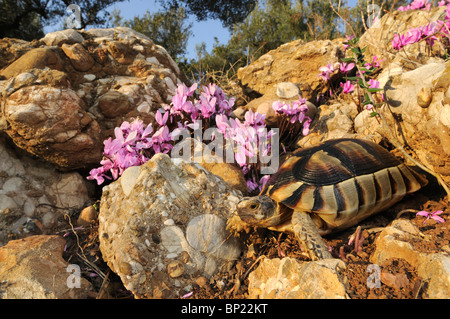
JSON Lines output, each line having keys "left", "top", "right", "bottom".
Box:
{"left": 292, "top": 211, "right": 333, "bottom": 260}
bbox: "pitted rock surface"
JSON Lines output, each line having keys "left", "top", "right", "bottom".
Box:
{"left": 98, "top": 153, "right": 242, "bottom": 298}
{"left": 0, "top": 27, "right": 190, "bottom": 170}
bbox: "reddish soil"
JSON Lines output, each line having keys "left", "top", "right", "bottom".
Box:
{"left": 61, "top": 186, "right": 448, "bottom": 299}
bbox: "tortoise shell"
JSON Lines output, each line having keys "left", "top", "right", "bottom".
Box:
{"left": 261, "top": 138, "right": 428, "bottom": 234}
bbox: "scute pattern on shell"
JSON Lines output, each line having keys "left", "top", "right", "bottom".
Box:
{"left": 262, "top": 138, "right": 427, "bottom": 234}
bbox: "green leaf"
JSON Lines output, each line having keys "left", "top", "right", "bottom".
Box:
{"left": 367, "top": 87, "right": 383, "bottom": 93}
{"left": 362, "top": 93, "right": 371, "bottom": 104}
{"left": 369, "top": 112, "right": 379, "bottom": 117}
{"left": 341, "top": 57, "right": 355, "bottom": 63}
{"left": 343, "top": 76, "right": 359, "bottom": 81}
{"left": 358, "top": 78, "right": 366, "bottom": 89}
{"left": 351, "top": 47, "right": 361, "bottom": 55}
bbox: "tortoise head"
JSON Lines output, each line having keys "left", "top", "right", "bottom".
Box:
{"left": 236, "top": 195, "right": 282, "bottom": 228}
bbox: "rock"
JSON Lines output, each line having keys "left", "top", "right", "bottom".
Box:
{"left": 245, "top": 89, "right": 317, "bottom": 127}
{"left": 237, "top": 39, "right": 344, "bottom": 101}
{"left": 0, "top": 27, "right": 190, "bottom": 170}
{"left": 173, "top": 137, "right": 248, "bottom": 194}
{"left": 370, "top": 219, "right": 450, "bottom": 299}
{"left": 98, "top": 153, "right": 242, "bottom": 298}
{"left": 0, "top": 38, "right": 36, "bottom": 70}
{"left": 97, "top": 90, "right": 132, "bottom": 118}
{"left": 0, "top": 235, "right": 93, "bottom": 298}
{"left": 41, "top": 29, "right": 85, "bottom": 46}
{"left": 0, "top": 47, "right": 63, "bottom": 79}
{"left": 297, "top": 101, "right": 360, "bottom": 148}
{"left": 276, "top": 82, "right": 300, "bottom": 99}
{"left": 0, "top": 136, "right": 90, "bottom": 246}
{"left": 380, "top": 61, "right": 450, "bottom": 183}
{"left": 248, "top": 257, "right": 348, "bottom": 299}
{"left": 61, "top": 43, "right": 95, "bottom": 72}
{"left": 4, "top": 85, "right": 103, "bottom": 169}
{"left": 359, "top": 6, "right": 447, "bottom": 66}
{"left": 77, "top": 206, "right": 98, "bottom": 226}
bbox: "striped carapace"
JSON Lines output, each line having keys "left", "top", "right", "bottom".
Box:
{"left": 234, "top": 138, "right": 428, "bottom": 260}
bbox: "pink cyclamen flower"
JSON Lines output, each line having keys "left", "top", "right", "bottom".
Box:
{"left": 392, "top": 33, "right": 405, "bottom": 50}
{"left": 244, "top": 109, "right": 266, "bottom": 127}
{"left": 155, "top": 109, "right": 169, "bottom": 126}
{"left": 416, "top": 210, "right": 445, "bottom": 224}
{"left": 365, "top": 104, "right": 374, "bottom": 111}
{"left": 339, "top": 62, "right": 355, "bottom": 74}
{"left": 398, "top": 0, "right": 431, "bottom": 11}
{"left": 343, "top": 35, "right": 355, "bottom": 50}
{"left": 368, "top": 79, "right": 380, "bottom": 89}
{"left": 318, "top": 63, "right": 336, "bottom": 81}
{"left": 340, "top": 80, "right": 355, "bottom": 94}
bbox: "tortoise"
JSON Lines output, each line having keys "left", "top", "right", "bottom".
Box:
{"left": 233, "top": 138, "right": 428, "bottom": 260}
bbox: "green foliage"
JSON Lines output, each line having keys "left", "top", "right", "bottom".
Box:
{"left": 0, "top": 0, "right": 125, "bottom": 40}
{"left": 164, "top": 0, "right": 258, "bottom": 28}
{"left": 118, "top": 6, "right": 193, "bottom": 60}
{"left": 109, "top": 7, "right": 192, "bottom": 60}
{"left": 346, "top": 0, "right": 410, "bottom": 36}
{"left": 230, "top": 0, "right": 309, "bottom": 60}
{"left": 0, "top": 0, "right": 44, "bottom": 40}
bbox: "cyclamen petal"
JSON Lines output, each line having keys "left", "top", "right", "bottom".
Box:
{"left": 416, "top": 211, "right": 430, "bottom": 217}
{"left": 155, "top": 110, "right": 169, "bottom": 126}
{"left": 368, "top": 79, "right": 380, "bottom": 89}
{"left": 340, "top": 80, "right": 355, "bottom": 94}
{"left": 340, "top": 62, "right": 355, "bottom": 73}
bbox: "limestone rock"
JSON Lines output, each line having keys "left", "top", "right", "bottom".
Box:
{"left": 248, "top": 257, "right": 348, "bottom": 299}
{"left": 296, "top": 101, "right": 361, "bottom": 148}
{"left": 378, "top": 61, "right": 450, "bottom": 183}
{"left": 237, "top": 39, "right": 344, "bottom": 100}
{"left": 359, "top": 6, "right": 447, "bottom": 66}
{"left": 0, "top": 27, "right": 190, "bottom": 170}
{"left": 4, "top": 85, "right": 102, "bottom": 169}
{"left": 0, "top": 47, "right": 63, "bottom": 79}
{"left": 246, "top": 89, "right": 317, "bottom": 127}
{"left": 98, "top": 153, "right": 242, "bottom": 298}
{"left": 371, "top": 219, "right": 450, "bottom": 299}
{"left": 0, "top": 235, "right": 93, "bottom": 298}
{"left": 61, "top": 43, "right": 95, "bottom": 72}
{"left": 172, "top": 137, "right": 248, "bottom": 195}
{"left": 0, "top": 136, "right": 90, "bottom": 246}
{"left": 41, "top": 29, "right": 85, "bottom": 46}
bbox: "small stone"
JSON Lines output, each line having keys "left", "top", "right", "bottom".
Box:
{"left": 41, "top": 29, "right": 84, "bottom": 46}
{"left": 168, "top": 260, "right": 185, "bottom": 278}
{"left": 276, "top": 82, "right": 300, "bottom": 99}
{"left": 196, "top": 276, "right": 208, "bottom": 288}
{"left": 371, "top": 219, "right": 450, "bottom": 299}
{"left": 248, "top": 257, "right": 348, "bottom": 299}
{"left": 61, "top": 43, "right": 95, "bottom": 72}
{"left": 0, "top": 235, "right": 93, "bottom": 298}
{"left": 83, "top": 74, "right": 96, "bottom": 81}
{"left": 417, "top": 86, "right": 432, "bottom": 108}
{"left": 440, "top": 104, "right": 450, "bottom": 128}
{"left": 77, "top": 206, "right": 98, "bottom": 226}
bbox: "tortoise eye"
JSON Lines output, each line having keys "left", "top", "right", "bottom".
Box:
{"left": 250, "top": 203, "right": 259, "bottom": 210}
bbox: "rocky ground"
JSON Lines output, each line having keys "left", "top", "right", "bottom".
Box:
{"left": 53, "top": 179, "right": 447, "bottom": 299}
